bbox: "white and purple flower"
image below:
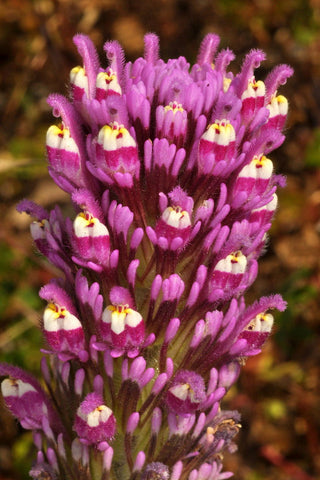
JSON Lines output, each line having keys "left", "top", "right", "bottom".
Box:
{"left": 1, "top": 32, "right": 292, "bottom": 480}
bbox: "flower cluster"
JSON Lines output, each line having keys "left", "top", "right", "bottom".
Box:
{"left": 0, "top": 33, "right": 292, "bottom": 480}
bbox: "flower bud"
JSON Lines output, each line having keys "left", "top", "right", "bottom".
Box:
{"left": 198, "top": 119, "right": 236, "bottom": 174}
{"left": 249, "top": 193, "right": 278, "bottom": 227}
{"left": 156, "top": 102, "right": 188, "bottom": 147}
{"left": 43, "top": 302, "right": 85, "bottom": 356}
{"left": 73, "top": 392, "right": 116, "bottom": 446}
{"left": 267, "top": 94, "right": 288, "bottom": 130}
{"left": 241, "top": 78, "right": 266, "bottom": 122}
{"left": 100, "top": 287, "right": 145, "bottom": 356}
{"left": 211, "top": 251, "right": 247, "bottom": 289}
{"left": 30, "top": 219, "right": 51, "bottom": 256}
{"left": 95, "top": 68, "right": 122, "bottom": 100}
{"left": 46, "top": 124, "right": 82, "bottom": 185}
{"left": 70, "top": 66, "right": 89, "bottom": 101}
{"left": 153, "top": 187, "right": 193, "bottom": 251}
{"left": 1, "top": 378, "right": 48, "bottom": 430}
{"left": 239, "top": 312, "right": 274, "bottom": 350}
{"left": 166, "top": 370, "right": 206, "bottom": 415}
{"left": 73, "top": 211, "right": 110, "bottom": 265}
{"left": 155, "top": 205, "right": 192, "bottom": 247}
{"left": 95, "top": 122, "right": 140, "bottom": 178}
{"left": 234, "top": 155, "right": 273, "bottom": 199}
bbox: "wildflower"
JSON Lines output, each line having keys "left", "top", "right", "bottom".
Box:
{"left": 99, "top": 286, "right": 145, "bottom": 357}
{"left": 73, "top": 392, "right": 116, "bottom": 448}
{"left": 165, "top": 370, "right": 207, "bottom": 415}
{"left": 1, "top": 32, "right": 292, "bottom": 480}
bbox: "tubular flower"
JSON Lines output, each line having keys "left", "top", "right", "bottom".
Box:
{"left": 99, "top": 286, "right": 145, "bottom": 357}
{"left": 73, "top": 392, "right": 116, "bottom": 448}
{"left": 1, "top": 33, "right": 292, "bottom": 480}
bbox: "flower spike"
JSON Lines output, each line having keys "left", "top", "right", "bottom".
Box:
{"left": 4, "top": 32, "right": 291, "bottom": 480}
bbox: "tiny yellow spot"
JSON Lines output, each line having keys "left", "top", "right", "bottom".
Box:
{"left": 223, "top": 77, "right": 231, "bottom": 92}
{"left": 97, "top": 405, "right": 107, "bottom": 412}
{"left": 230, "top": 251, "right": 242, "bottom": 263}
{"left": 98, "top": 71, "right": 117, "bottom": 84}
{"left": 276, "top": 94, "right": 287, "bottom": 104}
{"left": 77, "top": 211, "right": 97, "bottom": 227}
{"left": 46, "top": 303, "right": 66, "bottom": 319}
{"left": 164, "top": 102, "right": 184, "bottom": 113}
{"left": 249, "top": 79, "right": 264, "bottom": 90}
{"left": 253, "top": 155, "right": 268, "bottom": 168}
{"left": 70, "top": 66, "right": 85, "bottom": 76}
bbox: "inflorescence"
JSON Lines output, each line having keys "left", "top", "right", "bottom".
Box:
{"left": 0, "top": 33, "right": 292, "bottom": 480}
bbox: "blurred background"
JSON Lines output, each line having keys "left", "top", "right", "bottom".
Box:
{"left": 0, "top": 1, "right": 320, "bottom": 479}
